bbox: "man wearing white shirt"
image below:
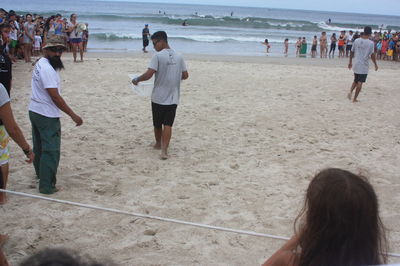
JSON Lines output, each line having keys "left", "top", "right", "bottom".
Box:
{"left": 29, "top": 35, "right": 83, "bottom": 194}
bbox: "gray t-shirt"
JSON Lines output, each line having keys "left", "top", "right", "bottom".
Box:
{"left": 351, "top": 38, "right": 374, "bottom": 74}
{"left": 149, "top": 49, "right": 187, "bottom": 105}
{"left": 0, "top": 83, "right": 10, "bottom": 107}
{"left": 23, "top": 22, "right": 35, "bottom": 44}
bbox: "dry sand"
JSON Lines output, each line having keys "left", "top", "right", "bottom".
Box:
{"left": 2, "top": 51, "right": 400, "bottom": 265}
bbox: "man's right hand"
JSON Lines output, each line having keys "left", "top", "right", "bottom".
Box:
{"left": 71, "top": 114, "right": 83, "bottom": 126}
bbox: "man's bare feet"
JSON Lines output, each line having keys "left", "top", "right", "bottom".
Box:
{"left": 352, "top": 99, "right": 359, "bottom": 103}
{"left": 347, "top": 92, "right": 352, "bottom": 100}
{"left": 0, "top": 235, "right": 9, "bottom": 247}
{"left": 153, "top": 143, "right": 161, "bottom": 150}
{"left": 160, "top": 149, "right": 169, "bottom": 160}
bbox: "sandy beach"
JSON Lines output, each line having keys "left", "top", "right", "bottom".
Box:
{"left": 2, "top": 51, "right": 400, "bottom": 265}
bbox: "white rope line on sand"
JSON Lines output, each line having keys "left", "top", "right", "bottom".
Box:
{"left": 2, "top": 189, "right": 400, "bottom": 258}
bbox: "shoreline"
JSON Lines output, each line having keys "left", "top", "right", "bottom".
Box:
{"left": 83, "top": 50, "right": 400, "bottom": 68}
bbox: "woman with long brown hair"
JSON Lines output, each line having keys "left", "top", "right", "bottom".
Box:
{"left": 42, "top": 16, "right": 56, "bottom": 48}
{"left": 263, "top": 168, "right": 388, "bottom": 266}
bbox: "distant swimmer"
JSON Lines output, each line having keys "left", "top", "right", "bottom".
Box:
{"left": 230, "top": 11, "right": 234, "bottom": 16}
{"left": 182, "top": 20, "right": 188, "bottom": 26}
{"left": 284, "top": 38, "right": 289, "bottom": 55}
{"left": 328, "top": 18, "right": 331, "bottom": 24}
{"left": 262, "top": 38, "right": 271, "bottom": 53}
{"left": 142, "top": 24, "right": 150, "bottom": 53}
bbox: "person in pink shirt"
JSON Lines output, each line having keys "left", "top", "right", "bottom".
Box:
{"left": 381, "top": 38, "right": 389, "bottom": 60}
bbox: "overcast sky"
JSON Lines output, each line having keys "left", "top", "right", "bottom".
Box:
{"left": 111, "top": 0, "right": 399, "bottom": 16}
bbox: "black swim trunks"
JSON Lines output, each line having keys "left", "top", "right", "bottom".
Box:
{"left": 354, "top": 73, "right": 367, "bottom": 83}
{"left": 152, "top": 102, "right": 177, "bottom": 129}
{"left": 311, "top": 44, "right": 317, "bottom": 51}
{"left": 143, "top": 38, "right": 149, "bottom": 48}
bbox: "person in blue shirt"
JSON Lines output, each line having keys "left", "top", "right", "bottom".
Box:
{"left": 386, "top": 38, "right": 395, "bottom": 60}
{"left": 54, "top": 14, "right": 64, "bottom": 36}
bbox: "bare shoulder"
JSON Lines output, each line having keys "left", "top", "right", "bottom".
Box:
{"left": 263, "top": 251, "right": 298, "bottom": 266}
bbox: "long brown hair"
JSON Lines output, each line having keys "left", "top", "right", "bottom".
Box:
{"left": 294, "top": 168, "right": 387, "bottom": 266}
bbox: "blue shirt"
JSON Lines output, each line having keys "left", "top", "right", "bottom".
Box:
{"left": 54, "top": 22, "right": 63, "bottom": 35}
{"left": 389, "top": 40, "right": 395, "bottom": 50}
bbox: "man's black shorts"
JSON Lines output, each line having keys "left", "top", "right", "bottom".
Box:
{"left": 346, "top": 44, "right": 352, "bottom": 51}
{"left": 143, "top": 38, "right": 149, "bottom": 48}
{"left": 354, "top": 73, "right": 368, "bottom": 83}
{"left": 152, "top": 102, "right": 177, "bottom": 129}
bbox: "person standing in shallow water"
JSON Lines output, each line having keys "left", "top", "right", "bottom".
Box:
{"left": 284, "top": 38, "right": 289, "bottom": 55}
{"left": 132, "top": 31, "right": 188, "bottom": 160}
{"left": 311, "top": 36, "right": 317, "bottom": 57}
{"left": 295, "top": 37, "right": 301, "bottom": 56}
{"left": 348, "top": 26, "right": 378, "bottom": 103}
{"left": 319, "top": 32, "right": 327, "bottom": 58}
{"left": 262, "top": 38, "right": 271, "bottom": 54}
{"left": 329, "top": 33, "right": 337, "bottom": 58}
{"left": 142, "top": 24, "right": 150, "bottom": 53}
{"left": 300, "top": 37, "right": 307, "bottom": 57}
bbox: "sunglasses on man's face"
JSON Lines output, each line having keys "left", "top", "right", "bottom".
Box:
{"left": 152, "top": 40, "right": 159, "bottom": 46}
{"left": 48, "top": 47, "right": 65, "bottom": 53}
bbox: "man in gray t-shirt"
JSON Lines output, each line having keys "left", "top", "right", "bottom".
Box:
{"left": 347, "top": 26, "right": 378, "bottom": 103}
{"left": 132, "top": 31, "right": 188, "bottom": 159}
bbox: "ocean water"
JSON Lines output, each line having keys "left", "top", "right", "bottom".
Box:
{"left": 3, "top": 0, "right": 400, "bottom": 56}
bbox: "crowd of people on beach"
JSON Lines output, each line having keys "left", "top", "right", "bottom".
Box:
{"left": 0, "top": 9, "right": 89, "bottom": 63}
{"left": 308, "top": 30, "right": 400, "bottom": 61}
{"left": 287, "top": 29, "right": 400, "bottom": 60}
{"left": 0, "top": 6, "right": 398, "bottom": 266}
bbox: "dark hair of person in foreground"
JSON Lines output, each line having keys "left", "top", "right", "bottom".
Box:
{"left": 264, "top": 168, "right": 388, "bottom": 266}
{"left": 150, "top": 30, "right": 168, "bottom": 42}
{"left": 296, "top": 168, "right": 388, "bottom": 266}
{"left": 19, "top": 248, "right": 115, "bottom": 266}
